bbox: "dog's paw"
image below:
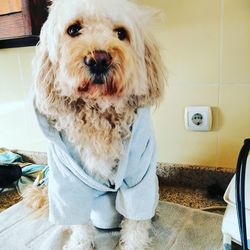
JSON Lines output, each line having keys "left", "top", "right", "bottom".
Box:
{"left": 63, "top": 240, "right": 94, "bottom": 250}
{"left": 63, "top": 224, "right": 95, "bottom": 250}
{"left": 119, "top": 239, "right": 150, "bottom": 250}
{"left": 119, "top": 219, "right": 151, "bottom": 250}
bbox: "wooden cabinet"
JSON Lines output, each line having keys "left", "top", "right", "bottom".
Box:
{"left": 0, "top": 0, "right": 48, "bottom": 48}
{"left": 0, "top": 0, "right": 22, "bottom": 15}
{"left": 0, "top": 0, "right": 31, "bottom": 38}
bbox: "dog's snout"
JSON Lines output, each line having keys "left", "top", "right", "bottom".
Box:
{"left": 84, "top": 50, "right": 112, "bottom": 75}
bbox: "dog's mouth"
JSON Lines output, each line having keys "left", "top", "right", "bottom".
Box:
{"left": 77, "top": 74, "right": 118, "bottom": 97}
{"left": 78, "top": 84, "right": 90, "bottom": 93}
{"left": 78, "top": 74, "right": 107, "bottom": 92}
{"left": 77, "top": 73, "right": 107, "bottom": 93}
{"left": 92, "top": 74, "right": 106, "bottom": 85}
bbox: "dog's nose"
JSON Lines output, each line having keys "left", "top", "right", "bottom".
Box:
{"left": 84, "top": 50, "right": 112, "bottom": 74}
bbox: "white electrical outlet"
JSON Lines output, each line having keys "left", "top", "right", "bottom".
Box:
{"left": 184, "top": 106, "right": 212, "bottom": 131}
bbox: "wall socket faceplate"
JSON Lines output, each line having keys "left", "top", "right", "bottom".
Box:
{"left": 184, "top": 106, "right": 212, "bottom": 131}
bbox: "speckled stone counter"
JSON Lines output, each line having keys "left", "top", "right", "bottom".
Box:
{"left": 0, "top": 190, "right": 21, "bottom": 212}
{"left": 160, "top": 186, "right": 226, "bottom": 210}
{"left": 157, "top": 162, "right": 234, "bottom": 190}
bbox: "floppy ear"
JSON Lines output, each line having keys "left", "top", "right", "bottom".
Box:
{"left": 144, "top": 36, "right": 165, "bottom": 106}
{"left": 33, "top": 21, "right": 58, "bottom": 116}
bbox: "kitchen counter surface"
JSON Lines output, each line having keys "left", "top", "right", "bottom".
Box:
{"left": 0, "top": 150, "right": 233, "bottom": 213}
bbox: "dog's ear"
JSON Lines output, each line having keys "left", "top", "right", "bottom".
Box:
{"left": 33, "top": 21, "right": 58, "bottom": 115}
{"left": 144, "top": 37, "right": 165, "bottom": 106}
{"left": 133, "top": 5, "right": 166, "bottom": 107}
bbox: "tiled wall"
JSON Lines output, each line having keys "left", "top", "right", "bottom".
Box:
{"left": 0, "top": 47, "right": 47, "bottom": 152}
{"left": 0, "top": 0, "right": 249, "bottom": 168}
{"left": 141, "top": 0, "right": 250, "bottom": 168}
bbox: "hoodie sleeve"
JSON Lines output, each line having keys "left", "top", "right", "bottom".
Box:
{"left": 115, "top": 108, "right": 159, "bottom": 220}
{"left": 48, "top": 143, "right": 96, "bottom": 225}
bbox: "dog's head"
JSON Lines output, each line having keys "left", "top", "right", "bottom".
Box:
{"left": 34, "top": 0, "right": 165, "bottom": 111}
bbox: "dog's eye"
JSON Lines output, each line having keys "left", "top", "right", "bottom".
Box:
{"left": 114, "top": 27, "right": 129, "bottom": 41}
{"left": 67, "top": 24, "right": 82, "bottom": 37}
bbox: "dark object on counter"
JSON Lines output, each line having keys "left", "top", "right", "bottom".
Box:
{"left": 0, "top": 164, "right": 22, "bottom": 189}
{"left": 235, "top": 138, "right": 250, "bottom": 250}
{"left": 207, "top": 183, "right": 225, "bottom": 199}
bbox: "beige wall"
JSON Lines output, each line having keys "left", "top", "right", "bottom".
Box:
{"left": 141, "top": 0, "right": 250, "bottom": 168}
{"left": 0, "top": 0, "right": 249, "bottom": 168}
{"left": 0, "top": 47, "right": 47, "bottom": 152}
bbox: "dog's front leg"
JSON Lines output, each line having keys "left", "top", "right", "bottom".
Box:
{"left": 63, "top": 224, "right": 95, "bottom": 250}
{"left": 119, "top": 219, "right": 151, "bottom": 250}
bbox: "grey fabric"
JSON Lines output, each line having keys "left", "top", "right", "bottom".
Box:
{"left": 0, "top": 201, "right": 223, "bottom": 250}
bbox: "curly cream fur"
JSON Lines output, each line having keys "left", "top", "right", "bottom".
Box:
{"left": 33, "top": 0, "right": 165, "bottom": 181}
{"left": 63, "top": 224, "right": 96, "bottom": 250}
{"left": 22, "top": 185, "right": 49, "bottom": 216}
{"left": 120, "top": 219, "right": 152, "bottom": 250}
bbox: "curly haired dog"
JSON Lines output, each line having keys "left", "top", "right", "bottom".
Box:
{"left": 24, "top": 0, "right": 165, "bottom": 249}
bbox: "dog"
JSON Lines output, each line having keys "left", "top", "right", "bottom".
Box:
{"left": 24, "top": 0, "right": 165, "bottom": 249}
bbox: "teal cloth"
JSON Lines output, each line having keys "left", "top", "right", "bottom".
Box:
{"left": 35, "top": 107, "right": 159, "bottom": 228}
{"left": 0, "top": 151, "right": 23, "bottom": 164}
{"left": 0, "top": 151, "right": 46, "bottom": 193}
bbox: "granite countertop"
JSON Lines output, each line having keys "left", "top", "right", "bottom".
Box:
{"left": 160, "top": 185, "right": 226, "bottom": 210}
{"left": 157, "top": 162, "right": 234, "bottom": 212}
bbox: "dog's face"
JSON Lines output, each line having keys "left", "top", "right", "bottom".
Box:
{"left": 57, "top": 13, "right": 137, "bottom": 98}
{"left": 35, "top": 0, "right": 164, "bottom": 109}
